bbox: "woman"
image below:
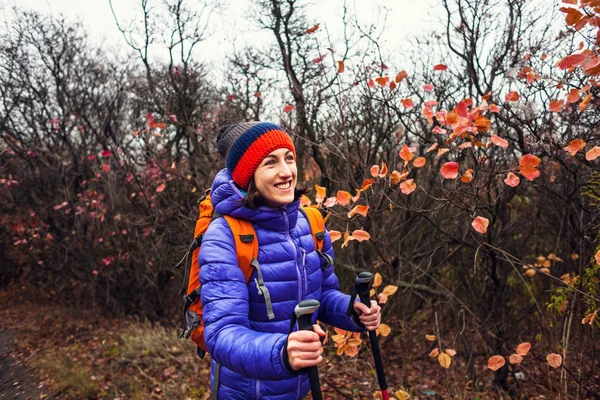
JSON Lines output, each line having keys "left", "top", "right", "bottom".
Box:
{"left": 199, "top": 121, "right": 381, "bottom": 399}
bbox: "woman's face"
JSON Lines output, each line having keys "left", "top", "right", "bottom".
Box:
{"left": 253, "top": 148, "right": 297, "bottom": 208}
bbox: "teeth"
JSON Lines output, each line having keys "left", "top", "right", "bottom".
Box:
{"left": 275, "top": 182, "right": 291, "bottom": 189}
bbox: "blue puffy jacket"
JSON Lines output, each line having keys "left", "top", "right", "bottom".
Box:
{"left": 199, "top": 169, "right": 363, "bottom": 399}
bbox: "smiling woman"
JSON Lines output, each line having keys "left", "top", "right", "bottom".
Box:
{"left": 195, "top": 121, "right": 381, "bottom": 399}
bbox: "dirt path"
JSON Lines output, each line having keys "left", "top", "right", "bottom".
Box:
{"left": 0, "top": 329, "right": 40, "bottom": 399}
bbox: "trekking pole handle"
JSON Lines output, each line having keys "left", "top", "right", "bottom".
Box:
{"left": 355, "top": 272, "right": 389, "bottom": 399}
{"left": 294, "top": 299, "right": 323, "bottom": 400}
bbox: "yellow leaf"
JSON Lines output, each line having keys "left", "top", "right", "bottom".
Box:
{"left": 438, "top": 352, "right": 452, "bottom": 368}
{"left": 445, "top": 348, "right": 457, "bottom": 357}
{"left": 369, "top": 288, "right": 376, "bottom": 297}
{"left": 582, "top": 309, "right": 598, "bottom": 325}
{"left": 381, "top": 285, "right": 398, "bottom": 296}
{"left": 377, "top": 293, "right": 388, "bottom": 304}
{"left": 373, "top": 273, "right": 383, "bottom": 288}
{"left": 376, "top": 323, "right": 391, "bottom": 337}
{"left": 425, "top": 334, "right": 437, "bottom": 341}
{"left": 395, "top": 389, "right": 411, "bottom": 400}
{"left": 347, "top": 337, "right": 362, "bottom": 346}
{"left": 331, "top": 334, "right": 346, "bottom": 344}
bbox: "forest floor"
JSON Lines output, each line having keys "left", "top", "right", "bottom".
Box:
{"left": 0, "top": 287, "right": 590, "bottom": 400}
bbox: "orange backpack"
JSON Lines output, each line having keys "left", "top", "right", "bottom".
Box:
{"left": 177, "top": 190, "right": 332, "bottom": 358}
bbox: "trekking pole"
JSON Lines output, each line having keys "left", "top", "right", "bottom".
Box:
{"left": 346, "top": 272, "right": 389, "bottom": 400}
{"left": 292, "top": 299, "right": 323, "bottom": 400}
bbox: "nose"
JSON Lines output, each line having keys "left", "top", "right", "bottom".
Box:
{"left": 277, "top": 160, "right": 292, "bottom": 178}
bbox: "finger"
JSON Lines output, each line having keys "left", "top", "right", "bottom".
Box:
{"left": 291, "top": 355, "right": 323, "bottom": 370}
{"left": 313, "top": 324, "right": 326, "bottom": 337}
{"left": 370, "top": 300, "right": 381, "bottom": 313}
{"left": 290, "top": 331, "right": 321, "bottom": 343}
{"left": 292, "top": 347, "right": 324, "bottom": 360}
{"left": 353, "top": 302, "right": 371, "bottom": 315}
{"left": 359, "top": 313, "right": 380, "bottom": 323}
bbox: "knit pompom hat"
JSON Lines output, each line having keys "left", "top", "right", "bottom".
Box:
{"left": 216, "top": 121, "right": 296, "bottom": 190}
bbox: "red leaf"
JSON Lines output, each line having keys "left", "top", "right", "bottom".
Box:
{"left": 440, "top": 162, "right": 459, "bottom": 179}
{"left": 375, "top": 77, "right": 389, "bottom": 87}
{"left": 305, "top": 24, "right": 320, "bottom": 34}
{"left": 395, "top": 70, "right": 408, "bottom": 83}
{"left": 557, "top": 53, "right": 588, "bottom": 70}
{"left": 101, "top": 150, "right": 112, "bottom": 158}
{"left": 402, "top": 98, "right": 414, "bottom": 108}
{"left": 422, "top": 84, "right": 434, "bottom": 92}
{"left": 169, "top": 114, "right": 178, "bottom": 123}
{"left": 564, "top": 139, "right": 586, "bottom": 156}
{"left": 283, "top": 104, "right": 295, "bottom": 113}
{"left": 312, "top": 54, "right": 327, "bottom": 64}
{"left": 156, "top": 183, "right": 166, "bottom": 193}
{"left": 505, "top": 91, "right": 520, "bottom": 102}
{"left": 338, "top": 61, "right": 345, "bottom": 73}
{"left": 433, "top": 63, "right": 448, "bottom": 71}
{"left": 567, "top": 89, "right": 580, "bottom": 103}
{"left": 549, "top": 100, "right": 564, "bottom": 112}
{"left": 368, "top": 79, "right": 375, "bottom": 88}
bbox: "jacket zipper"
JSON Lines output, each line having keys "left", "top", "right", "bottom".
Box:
{"left": 283, "top": 210, "right": 302, "bottom": 304}
{"left": 300, "top": 248, "right": 307, "bottom": 295}
{"left": 283, "top": 209, "right": 303, "bottom": 400}
{"left": 255, "top": 379, "right": 261, "bottom": 400}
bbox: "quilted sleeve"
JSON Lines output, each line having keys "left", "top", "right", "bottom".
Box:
{"left": 199, "top": 217, "right": 297, "bottom": 380}
{"left": 317, "top": 227, "right": 365, "bottom": 332}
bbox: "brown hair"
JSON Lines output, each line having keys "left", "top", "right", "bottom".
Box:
{"left": 242, "top": 178, "right": 309, "bottom": 209}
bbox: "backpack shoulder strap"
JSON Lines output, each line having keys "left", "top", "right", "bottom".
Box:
{"left": 299, "top": 206, "right": 333, "bottom": 271}
{"left": 223, "top": 215, "right": 258, "bottom": 284}
{"left": 299, "top": 206, "right": 325, "bottom": 251}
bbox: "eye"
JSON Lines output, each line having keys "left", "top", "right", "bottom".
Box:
{"left": 286, "top": 155, "right": 295, "bottom": 162}
{"left": 264, "top": 159, "right": 276, "bottom": 166}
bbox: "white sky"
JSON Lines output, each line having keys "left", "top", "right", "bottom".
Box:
{"left": 12, "top": 0, "right": 437, "bottom": 65}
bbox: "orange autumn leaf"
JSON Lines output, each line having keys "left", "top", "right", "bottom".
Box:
{"left": 423, "top": 83, "right": 434, "bottom": 92}
{"left": 373, "top": 272, "right": 383, "bottom": 288}
{"left": 299, "top": 195, "right": 312, "bottom": 206}
{"left": 375, "top": 77, "right": 389, "bottom": 87}
{"left": 520, "top": 154, "right": 541, "bottom": 168}
{"left": 370, "top": 164, "right": 380, "bottom": 177}
{"left": 329, "top": 230, "right": 342, "bottom": 243}
{"left": 400, "top": 179, "right": 416, "bottom": 195}
{"left": 437, "top": 148, "right": 450, "bottom": 157}
{"left": 509, "top": 354, "right": 523, "bottom": 364}
{"left": 351, "top": 189, "right": 361, "bottom": 202}
{"left": 402, "top": 98, "right": 414, "bottom": 108}
{"left": 352, "top": 229, "right": 371, "bottom": 242}
{"left": 489, "top": 104, "right": 500, "bottom": 113}
{"left": 516, "top": 342, "right": 531, "bottom": 356}
{"left": 491, "top": 135, "right": 509, "bottom": 148}
{"left": 427, "top": 143, "right": 439, "bottom": 153}
{"left": 348, "top": 205, "right": 369, "bottom": 218}
{"left": 488, "top": 355, "right": 506, "bottom": 371}
{"left": 315, "top": 185, "right": 326, "bottom": 205}
{"left": 379, "top": 162, "right": 388, "bottom": 178}
{"left": 557, "top": 53, "right": 587, "bottom": 70}
{"left": 440, "top": 162, "right": 460, "bottom": 179}
{"left": 305, "top": 23, "right": 320, "bottom": 34}
{"left": 519, "top": 166, "right": 540, "bottom": 181}
{"left": 389, "top": 81, "right": 397, "bottom": 90}
{"left": 595, "top": 250, "right": 600, "bottom": 265}
{"left": 582, "top": 309, "right": 598, "bottom": 325}
{"left": 505, "top": 91, "right": 520, "bottom": 102}
{"left": 504, "top": 172, "right": 520, "bottom": 187}
{"left": 549, "top": 99, "right": 564, "bottom": 112}
{"left": 425, "top": 334, "right": 437, "bottom": 341}
{"left": 156, "top": 183, "right": 166, "bottom": 193}
{"left": 446, "top": 349, "right": 457, "bottom": 357}
{"left": 390, "top": 170, "right": 403, "bottom": 184}
{"left": 337, "top": 60, "right": 345, "bottom": 73}
{"left": 580, "top": 94, "right": 592, "bottom": 111}
{"left": 429, "top": 348, "right": 440, "bottom": 357}
{"left": 586, "top": 146, "right": 600, "bottom": 161}
{"left": 395, "top": 70, "right": 408, "bottom": 83}
{"left": 474, "top": 116, "right": 491, "bottom": 132}
{"left": 324, "top": 197, "right": 337, "bottom": 208}
{"left": 399, "top": 144, "right": 414, "bottom": 162}
{"left": 433, "top": 63, "right": 448, "bottom": 71}
{"left": 461, "top": 169, "right": 474, "bottom": 183}
{"left": 283, "top": 104, "right": 295, "bottom": 113}
{"left": 564, "top": 139, "right": 586, "bottom": 156}
{"left": 336, "top": 190, "right": 352, "bottom": 206}
{"left": 567, "top": 88, "right": 580, "bottom": 103}
{"left": 413, "top": 157, "right": 427, "bottom": 168}
{"left": 547, "top": 353, "right": 562, "bottom": 368}
{"left": 472, "top": 216, "right": 490, "bottom": 234}
{"left": 361, "top": 179, "right": 374, "bottom": 191}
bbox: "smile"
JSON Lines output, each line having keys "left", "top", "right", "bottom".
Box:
{"left": 275, "top": 181, "right": 292, "bottom": 190}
